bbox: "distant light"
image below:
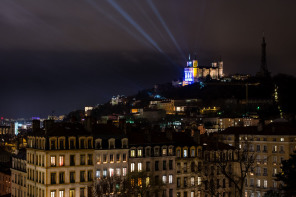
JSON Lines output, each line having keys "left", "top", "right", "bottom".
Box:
{"left": 0, "top": 117, "right": 3, "bottom": 120}
{"left": 32, "top": 117, "right": 40, "bottom": 120}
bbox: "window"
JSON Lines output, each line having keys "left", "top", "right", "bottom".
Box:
{"left": 191, "top": 149, "right": 195, "bottom": 157}
{"left": 103, "top": 154, "right": 107, "bottom": 163}
{"left": 190, "top": 177, "right": 194, "bottom": 186}
{"left": 80, "top": 188, "right": 85, "bottom": 197}
{"left": 197, "top": 177, "right": 201, "bottom": 185}
{"left": 96, "top": 170, "right": 100, "bottom": 178}
{"left": 70, "top": 139, "right": 75, "bottom": 149}
{"left": 59, "top": 172, "right": 65, "bottom": 184}
{"left": 130, "top": 150, "right": 136, "bottom": 157}
{"left": 168, "top": 147, "right": 173, "bottom": 155}
{"left": 146, "top": 161, "right": 151, "bottom": 171}
{"left": 110, "top": 154, "right": 114, "bottom": 163}
{"left": 184, "top": 177, "right": 187, "bottom": 187}
{"left": 169, "top": 160, "right": 173, "bottom": 170}
{"left": 163, "top": 160, "right": 167, "bottom": 170}
{"left": 146, "top": 147, "right": 151, "bottom": 157}
{"left": 50, "top": 156, "right": 56, "bottom": 166}
{"left": 138, "top": 162, "right": 142, "bottom": 172}
{"left": 88, "top": 171, "right": 93, "bottom": 181}
{"left": 88, "top": 139, "right": 92, "bottom": 149}
{"left": 70, "top": 155, "right": 75, "bottom": 166}
{"left": 103, "top": 169, "right": 107, "bottom": 177}
{"left": 264, "top": 180, "right": 267, "bottom": 188}
{"left": 116, "top": 154, "right": 120, "bottom": 162}
{"left": 80, "top": 155, "right": 85, "bottom": 165}
{"left": 69, "top": 189, "right": 75, "bottom": 197}
{"left": 109, "top": 168, "right": 114, "bottom": 177}
{"left": 88, "top": 154, "right": 93, "bottom": 165}
{"left": 131, "top": 163, "right": 135, "bottom": 172}
{"left": 169, "top": 175, "right": 173, "bottom": 184}
{"left": 50, "top": 140, "right": 56, "bottom": 150}
{"left": 263, "top": 145, "right": 268, "bottom": 152}
{"left": 273, "top": 146, "right": 277, "bottom": 152}
{"left": 116, "top": 168, "right": 120, "bottom": 176}
{"left": 177, "top": 163, "right": 181, "bottom": 173}
{"left": 80, "top": 139, "right": 85, "bottom": 149}
{"left": 177, "top": 149, "right": 181, "bottom": 157}
{"left": 123, "top": 168, "right": 127, "bottom": 176}
{"left": 257, "top": 179, "right": 261, "bottom": 187}
{"left": 123, "top": 153, "right": 127, "bottom": 162}
{"left": 177, "top": 178, "right": 181, "bottom": 188}
{"left": 80, "top": 171, "right": 85, "bottom": 182}
{"left": 162, "top": 175, "right": 167, "bottom": 184}
{"left": 50, "top": 191, "right": 56, "bottom": 197}
{"left": 256, "top": 145, "right": 261, "bottom": 152}
{"left": 184, "top": 149, "right": 188, "bottom": 157}
{"left": 138, "top": 149, "right": 142, "bottom": 157}
{"left": 184, "top": 162, "right": 187, "bottom": 172}
{"left": 59, "top": 190, "right": 64, "bottom": 197}
{"left": 59, "top": 140, "right": 64, "bottom": 150}
{"left": 51, "top": 173, "right": 56, "bottom": 184}
{"left": 59, "top": 156, "right": 64, "bottom": 166}
{"left": 280, "top": 138, "right": 284, "bottom": 142}
{"left": 191, "top": 191, "right": 195, "bottom": 197}
{"left": 70, "top": 172, "right": 75, "bottom": 183}
{"left": 155, "top": 161, "right": 159, "bottom": 171}
{"left": 162, "top": 148, "right": 167, "bottom": 155}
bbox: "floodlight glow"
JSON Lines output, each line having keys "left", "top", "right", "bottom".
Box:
{"left": 107, "top": 0, "right": 163, "bottom": 53}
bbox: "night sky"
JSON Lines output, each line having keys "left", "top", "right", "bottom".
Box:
{"left": 1, "top": 0, "right": 296, "bottom": 119}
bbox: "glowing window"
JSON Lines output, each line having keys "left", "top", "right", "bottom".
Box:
{"left": 169, "top": 175, "right": 173, "bottom": 184}
{"left": 50, "top": 156, "right": 56, "bottom": 166}
{"left": 123, "top": 168, "right": 127, "bottom": 176}
{"left": 138, "top": 163, "right": 142, "bottom": 172}
{"left": 184, "top": 149, "right": 188, "bottom": 157}
{"left": 50, "top": 191, "right": 56, "bottom": 197}
{"left": 109, "top": 168, "right": 114, "bottom": 177}
{"left": 131, "top": 163, "right": 135, "bottom": 172}
{"left": 130, "top": 150, "right": 135, "bottom": 157}
{"left": 137, "top": 149, "right": 142, "bottom": 157}
{"left": 59, "top": 156, "right": 64, "bottom": 166}
{"left": 162, "top": 175, "right": 166, "bottom": 184}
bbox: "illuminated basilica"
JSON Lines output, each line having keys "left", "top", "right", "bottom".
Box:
{"left": 182, "top": 55, "right": 224, "bottom": 86}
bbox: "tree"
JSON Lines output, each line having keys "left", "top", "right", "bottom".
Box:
{"left": 95, "top": 175, "right": 125, "bottom": 197}
{"left": 216, "top": 139, "right": 256, "bottom": 197}
{"left": 263, "top": 190, "right": 280, "bottom": 197}
{"left": 276, "top": 151, "right": 296, "bottom": 197}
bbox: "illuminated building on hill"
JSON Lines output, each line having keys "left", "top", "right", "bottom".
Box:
{"left": 182, "top": 54, "right": 224, "bottom": 86}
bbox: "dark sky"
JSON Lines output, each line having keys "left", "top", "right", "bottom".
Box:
{"left": 1, "top": 0, "right": 296, "bottom": 119}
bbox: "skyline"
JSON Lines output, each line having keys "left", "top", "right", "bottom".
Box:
{"left": 1, "top": 0, "right": 296, "bottom": 118}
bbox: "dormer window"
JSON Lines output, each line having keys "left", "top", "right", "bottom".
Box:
{"left": 109, "top": 139, "right": 115, "bottom": 149}
{"left": 130, "top": 149, "right": 136, "bottom": 157}
{"left": 183, "top": 148, "right": 188, "bottom": 158}
{"left": 69, "top": 138, "right": 75, "bottom": 149}
{"left": 88, "top": 138, "right": 92, "bottom": 149}
{"left": 162, "top": 147, "right": 167, "bottom": 156}
{"left": 59, "top": 139, "right": 65, "bottom": 150}
{"left": 95, "top": 139, "right": 102, "bottom": 149}
{"left": 190, "top": 148, "right": 195, "bottom": 157}
{"left": 50, "top": 139, "right": 56, "bottom": 150}
{"left": 145, "top": 147, "right": 151, "bottom": 157}
{"left": 137, "top": 149, "right": 142, "bottom": 157}
{"left": 168, "top": 146, "right": 173, "bottom": 155}
{"left": 154, "top": 147, "right": 160, "bottom": 156}
{"left": 80, "top": 138, "right": 85, "bottom": 149}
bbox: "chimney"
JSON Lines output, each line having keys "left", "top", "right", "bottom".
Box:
{"left": 84, "top": 117, "right": 93, "bottom": 132}
{"left": 44, "top": 119, "right": 54, "bottom": 134}
{"left": 32, "top": 119, "right": 40, "bottom": 133}
{"left": 193, "top": 129, "right": 201, "bottom": 145}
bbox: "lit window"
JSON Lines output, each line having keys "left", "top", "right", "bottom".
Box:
{"left": 162, "top": 175, "right": 166, "bottom": 184}
{"left": 190, "top": 177, "right": 194, "bottom": 186}
{"left": 131, "top": 163, "right": 135, "bottom": 172}
{"left": 169, "top": 175, "right": 173, "bottom": 184}
{"left": 138, "top": 178, "right": 142, "bottom": 186}
{"left": 146, "top": 177, "right": 150, "bottom": 186}
{"left": 116, "top": 168, "right": 120, "bottom": 176}
{"left": 264, "top": 180, "right": 267, "bottom": 188}
{"left": 50, "top": 191, "right": 56, "bottom": 197}
{"left": 59, "top": 156, "right": 64, "bottom": 166}
{"left": 123, "top": 168, "right": 127, "bottom": 176}
{"left": 198, "top": 177, "right": 202, "bottom": 185}
{"left": 257, "top": 179, "right": 261, "bottom": 187}
{"left": 184, "top": 149, "right": 188, "bottom": 157}
{"left": 138, "top": 163, "right": 142, "bottom": 172}
{"left": 59, "top": 190, "right": 64, "bottom": 197}
{"left": 168, "top": 148, "right": 173, "bottom": 155}
{"left": 162, "top": 148, "right": 167, "bottom": 155}
{"left": 191, "top": 149, "right": 195, "bottom": 157}
{"left": 191, "top": 191, "right": 195, "bottom": 197}
{"left": 131, "top": 150, "right": 135, "bottom": 157}
{"left": 103, "top": 169, "right": 107, "bottom": 177}
{"left": 96, "top": 170, "right": 100, "bottom": 178}
{"left": 50, "top": 156, "right": 56, "bottom": 166}
{"left": 109, "top": 168, "right": 114, "bottom": 177}
{"left": 137, "top": 149, "right": 142, "bottom": 157}
{"left": 280, "top": 138, "right": 284, "bottom": 142}
{"left": 69, "top": 189, "right": 74, "bottom": 197}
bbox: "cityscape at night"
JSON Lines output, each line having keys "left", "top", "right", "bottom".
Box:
{"left": 1, "top": 1, "right": 296, "bottom": 197}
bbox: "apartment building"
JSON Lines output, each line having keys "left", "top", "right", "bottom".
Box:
{"left": 26, "top": 120, "right": 94, "bottom": 197}
{"left": 11, "top": 149, "right": 27, "bottom": 197}
{"left": 128, "top": 130, "right": 176, "bottom": 197}
{"left": 220, "top": 122, "right": 296, "bottom": 197}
